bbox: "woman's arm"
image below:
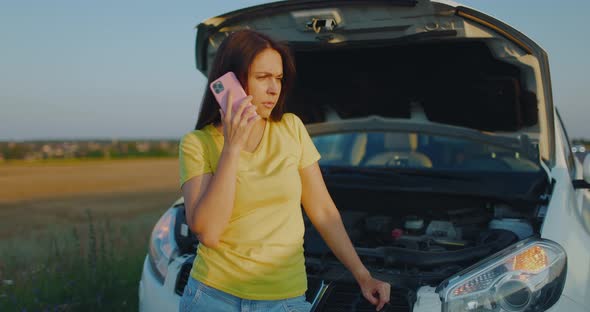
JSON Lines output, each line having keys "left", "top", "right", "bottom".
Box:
{"left": 182, "top": 93, "right": 259, "bottom": 248}
{"left": 182, "top": 147, "right": 240, "bottom": 248}
{"left": 300, "top": 162, "right": 391, "bottom": 311}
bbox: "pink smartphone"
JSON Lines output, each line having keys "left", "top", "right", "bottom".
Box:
{"left": 209, "top": 72, "right": 248, "bottom": 115}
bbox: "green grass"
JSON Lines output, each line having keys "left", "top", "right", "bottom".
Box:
{"left": 0, "top": 210, "right": 162, "bottom": 312}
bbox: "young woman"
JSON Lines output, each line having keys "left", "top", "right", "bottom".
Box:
{"left": 179, "top": 29, "right": 390, "bottom": 312}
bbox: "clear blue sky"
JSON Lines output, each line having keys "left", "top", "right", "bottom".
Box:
{"left": 1, "top": 0, "right": 588, "bottom": 140}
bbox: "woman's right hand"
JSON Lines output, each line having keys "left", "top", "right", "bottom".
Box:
{"left": 219, "top": 91, "right": 260, "bottom": 152}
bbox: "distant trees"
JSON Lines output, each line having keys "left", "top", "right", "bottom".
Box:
{"left": 1, "top": 143, "right": 32, "bottom": 160}
{"left": 572, "top": 139, "right": 589, "bottom": 146}
{"left": 0, "top": 140, "right": 179, "bottom": 161}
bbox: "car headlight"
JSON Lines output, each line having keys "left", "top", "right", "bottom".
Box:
{"left": 438, "top": 238, "right": 566, "bottom": 312}
{"left": 148, "top": 208, "right": 180, "bottom": 283}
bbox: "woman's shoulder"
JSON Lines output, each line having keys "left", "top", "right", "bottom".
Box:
{"left": 183, "top": 124, "right": 220, "bottom": 139}
{"left": 275, "top": 113, "right": 308, "bottom": 145}
{"left": 181, "top": 129, "right": 203, "bottom": 142}
{"left": 279, "top": 112, "right": 304, "bottom": 128}
{"left": 180, "top": 127, "right": 216, "bottom": 148}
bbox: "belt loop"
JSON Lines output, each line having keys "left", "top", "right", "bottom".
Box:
{"left": 241, "top": 299, "right": 250, "bottom": 312}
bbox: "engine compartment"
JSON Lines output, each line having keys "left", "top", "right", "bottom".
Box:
{"left": 303, "top": 193, "right": 542, "bottom": 289}
{"left": 305, "top": 206, "right": 531, "bottom": 255}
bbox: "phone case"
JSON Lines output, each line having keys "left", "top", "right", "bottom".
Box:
{"left": 209, "top": 72, "right": 248, "bottom": 114}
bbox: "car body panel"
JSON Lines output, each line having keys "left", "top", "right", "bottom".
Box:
{"left": 538, "top": 111, "right": 590, "bottom": 310}
{"left": 139, "top": 256, "right": 181, "bottom": 312}
{"left": 545, "top": 294, "right": 588, "bottom": 312}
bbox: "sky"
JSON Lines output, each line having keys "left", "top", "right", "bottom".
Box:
{"left": 0, "top": 0, "right": 588, "bottom": 141}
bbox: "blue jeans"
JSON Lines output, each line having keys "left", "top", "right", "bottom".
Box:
{"left": 179, "top": 277, "right": 312, "bottom": 312}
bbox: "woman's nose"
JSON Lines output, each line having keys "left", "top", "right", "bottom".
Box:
{"left": 267, "top": 80, "right": 279, "bottom": 94}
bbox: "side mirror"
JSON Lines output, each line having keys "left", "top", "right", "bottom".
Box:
{"left": 573, "top": 154, "right": 590, "bottom": 189}
{"left": 584, "top": 154, "right": 590, "bottom": 183}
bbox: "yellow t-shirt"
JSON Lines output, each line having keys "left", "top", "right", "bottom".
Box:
{"left": 178, "top": 113, "right": 321, "bottom": 300}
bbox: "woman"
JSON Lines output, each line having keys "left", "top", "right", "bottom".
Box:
{"left": 179, "top": 29, "right": 390, "bottom": 312}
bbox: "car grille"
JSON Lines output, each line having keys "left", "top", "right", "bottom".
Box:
{"left": 314, "top": 282, "right": 413, "bottom": 312}
{"left": 175, "top": 260, "right": 193, "bottom": 296}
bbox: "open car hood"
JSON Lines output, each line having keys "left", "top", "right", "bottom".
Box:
{"left": 194, "top": 0, "right": 555, "bottom": 166}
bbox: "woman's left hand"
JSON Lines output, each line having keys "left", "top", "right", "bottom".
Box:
{"left": 358, "top": 274, "right": 391, "bottom": 311}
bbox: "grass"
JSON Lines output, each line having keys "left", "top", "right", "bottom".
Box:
{"left": 0, "top": 210, "right": 163, "bottom": 311}
{"left": 0, "top": 158, "right": 179, "bottom": 204}
{"left": 0, "top": 159, "right": 180, "bottom": 311}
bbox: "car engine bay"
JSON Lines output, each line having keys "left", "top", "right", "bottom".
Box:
{"left": 301, "top": 191, "right": 545, "bottom": 310}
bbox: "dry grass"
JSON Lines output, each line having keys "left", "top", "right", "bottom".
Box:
{"left": 0, "top": 159, "right": 183, "bottom": 311}
{"left": 0, "top": 158, "right": 180, "bottom": 204}
{"left": 0, "top": 158, "right": 181, "bottom": 240}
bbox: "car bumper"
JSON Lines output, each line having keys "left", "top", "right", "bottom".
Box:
{"left": 138, "top": 255, "right": 184, "bottom": 312}
{"left": 545, "top": 294, "right": 588, "bottom": 312}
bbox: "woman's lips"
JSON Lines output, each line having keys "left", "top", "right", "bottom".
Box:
{"left": 263, "top": 102, "right": 275, "bottom": 109}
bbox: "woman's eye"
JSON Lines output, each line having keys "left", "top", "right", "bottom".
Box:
{"left": 256, "top": 76, "right": 282, "bottom": 82}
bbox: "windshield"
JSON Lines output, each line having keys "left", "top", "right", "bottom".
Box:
{"left": 312, "top": 131, "right": 540, "bottom": 173}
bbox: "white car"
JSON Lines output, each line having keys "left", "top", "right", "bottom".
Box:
{"left": 139, "top": 1, "right": 590, "bottom": 311}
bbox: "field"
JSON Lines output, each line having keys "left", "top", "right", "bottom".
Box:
{"left": 0, "top": 159, "right": 180, "bottom": 311}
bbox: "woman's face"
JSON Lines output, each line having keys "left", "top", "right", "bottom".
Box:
{"left": 246, "top": 48, "right": 283, "bottom": 119}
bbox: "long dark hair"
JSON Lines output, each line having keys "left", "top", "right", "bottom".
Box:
{"left": 195, "top": 29, "right": 296, "bottom": 130}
